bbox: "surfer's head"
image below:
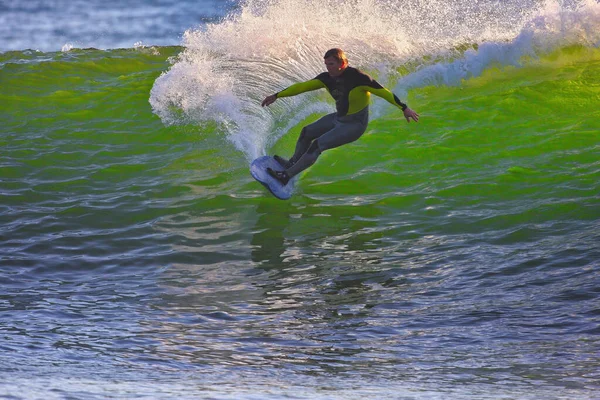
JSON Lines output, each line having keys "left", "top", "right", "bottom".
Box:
{"left": 324, "top": 48, "right": 348, "bottom": 77}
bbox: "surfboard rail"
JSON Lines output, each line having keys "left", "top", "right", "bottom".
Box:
{"left": 250, "top": 156, "right": 296, "bottom": 200}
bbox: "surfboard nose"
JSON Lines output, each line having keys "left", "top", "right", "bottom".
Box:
{"left": 250, "top": 156, "right": 296, "bottom": 200}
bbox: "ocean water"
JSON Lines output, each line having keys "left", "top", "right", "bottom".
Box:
{"left": 0, "top": 0, "right": 236, "bottom": 52}
{"left": 1, "top": 0, "right": 599, "bottom": 399}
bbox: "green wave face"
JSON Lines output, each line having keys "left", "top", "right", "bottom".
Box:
{"left": 1, "top": 44, "right": 599, "bottom": 220}
{"left": 1, "top": 37, "right": 599, "bottom": 399}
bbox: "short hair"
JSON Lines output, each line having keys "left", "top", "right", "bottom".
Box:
{"left": 324, "top": 48, "right": 348, "bottom": 64}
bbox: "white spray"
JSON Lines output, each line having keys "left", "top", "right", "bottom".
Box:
{"left": 149, "top": 0, "right": 600, "bottom": 161}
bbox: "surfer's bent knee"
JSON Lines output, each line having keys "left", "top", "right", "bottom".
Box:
{"left": 308, "top": 140, "right": 321, "bottom": 156}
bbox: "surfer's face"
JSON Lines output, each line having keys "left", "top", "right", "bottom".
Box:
{"left": 325, "top": 56, "right": 346, "bottom": 77}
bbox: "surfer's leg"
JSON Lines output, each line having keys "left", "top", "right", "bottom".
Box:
{"left": 285, "top": 108, "right": 369, "bottom": 178}
{"left": 285, "top": 141, "right": 322, "bottom": 178}
{"left": 317, "top": 107, "right": 369, "bottom": 152}
{"left": 273, "top": 155, "right": 289, "bottom": 168}
{"left": 286, "top": 113, "right": 336, "bottom": 167}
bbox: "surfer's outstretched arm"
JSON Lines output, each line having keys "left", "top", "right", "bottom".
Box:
{"left": 261, "top": 79, "right": 325, "bottom": 107}
{"left": 369, "top": 86, "right": 419, "bottom": 122}
{"left": 261, "top": 94, "right": 278, "bottom": 107}
{"left": 402, "top": 107, "right": 419, "bottom": 122}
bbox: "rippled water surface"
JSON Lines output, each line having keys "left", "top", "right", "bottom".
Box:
{"left": 2, "top": 0, "right": 600, "bottom": 399}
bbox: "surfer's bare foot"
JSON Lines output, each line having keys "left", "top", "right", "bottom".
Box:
{"left": 267, "top": 167, "right": 290, "bottom": 185}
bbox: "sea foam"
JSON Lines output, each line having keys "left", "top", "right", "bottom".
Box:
{"left": 149, "top": 0, "right": 600, "bottom": 161}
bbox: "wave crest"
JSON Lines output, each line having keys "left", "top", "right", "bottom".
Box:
{"left": 149, "top": 0, "right": 600, "bottom": 160}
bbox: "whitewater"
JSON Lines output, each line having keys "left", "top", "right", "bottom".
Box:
{"left": 150, "top": 0, "right": 600, "bottom": 159}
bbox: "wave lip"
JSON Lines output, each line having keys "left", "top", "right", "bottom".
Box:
{"left": 396, "top": 0, "right": 600, "bottom": 92}
{"left": 149, "top": 0, "right": 600, "bottom": 161}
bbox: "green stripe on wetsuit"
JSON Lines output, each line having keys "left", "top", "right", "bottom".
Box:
{"left": 276, "top": 66, "right": 407, "bottom": 116}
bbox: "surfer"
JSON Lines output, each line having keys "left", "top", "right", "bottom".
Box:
{"left": 261, "top": 48, "right": 419, "bottom": 185}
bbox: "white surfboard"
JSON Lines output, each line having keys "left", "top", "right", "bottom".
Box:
{"left": 250, "top": 156, "right": 295, "bottom": 200}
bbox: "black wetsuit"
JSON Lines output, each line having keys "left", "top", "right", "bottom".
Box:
{"left": 276, "top": 66, "right": 407, "bottom": 116}
{"left": 272, "top": 66, "right": 408, "bottom": 180}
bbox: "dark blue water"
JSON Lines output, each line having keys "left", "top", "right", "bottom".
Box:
{"left": 0, "top": 0, "right": 235, "bottom": 51}
{"left": 1, "top": 0, "right": 599, "bottom": 399}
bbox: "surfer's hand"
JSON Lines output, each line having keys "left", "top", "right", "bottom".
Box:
{"left": 403, "top": 107, "right": 419, "bottom": 122}
{"left": 261, "top": 94, "right": 277, "bottom": 107}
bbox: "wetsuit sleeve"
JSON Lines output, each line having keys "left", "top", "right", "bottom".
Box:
{"left": 369, "top": 86, "right": 408, "bottom": 111}
{"left": 276, "top": 79, "right": 325, "bottom": 98}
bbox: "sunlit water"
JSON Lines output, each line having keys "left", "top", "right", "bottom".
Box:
{"left": 1, "top": 0, "right": 599, "bottom": 398}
